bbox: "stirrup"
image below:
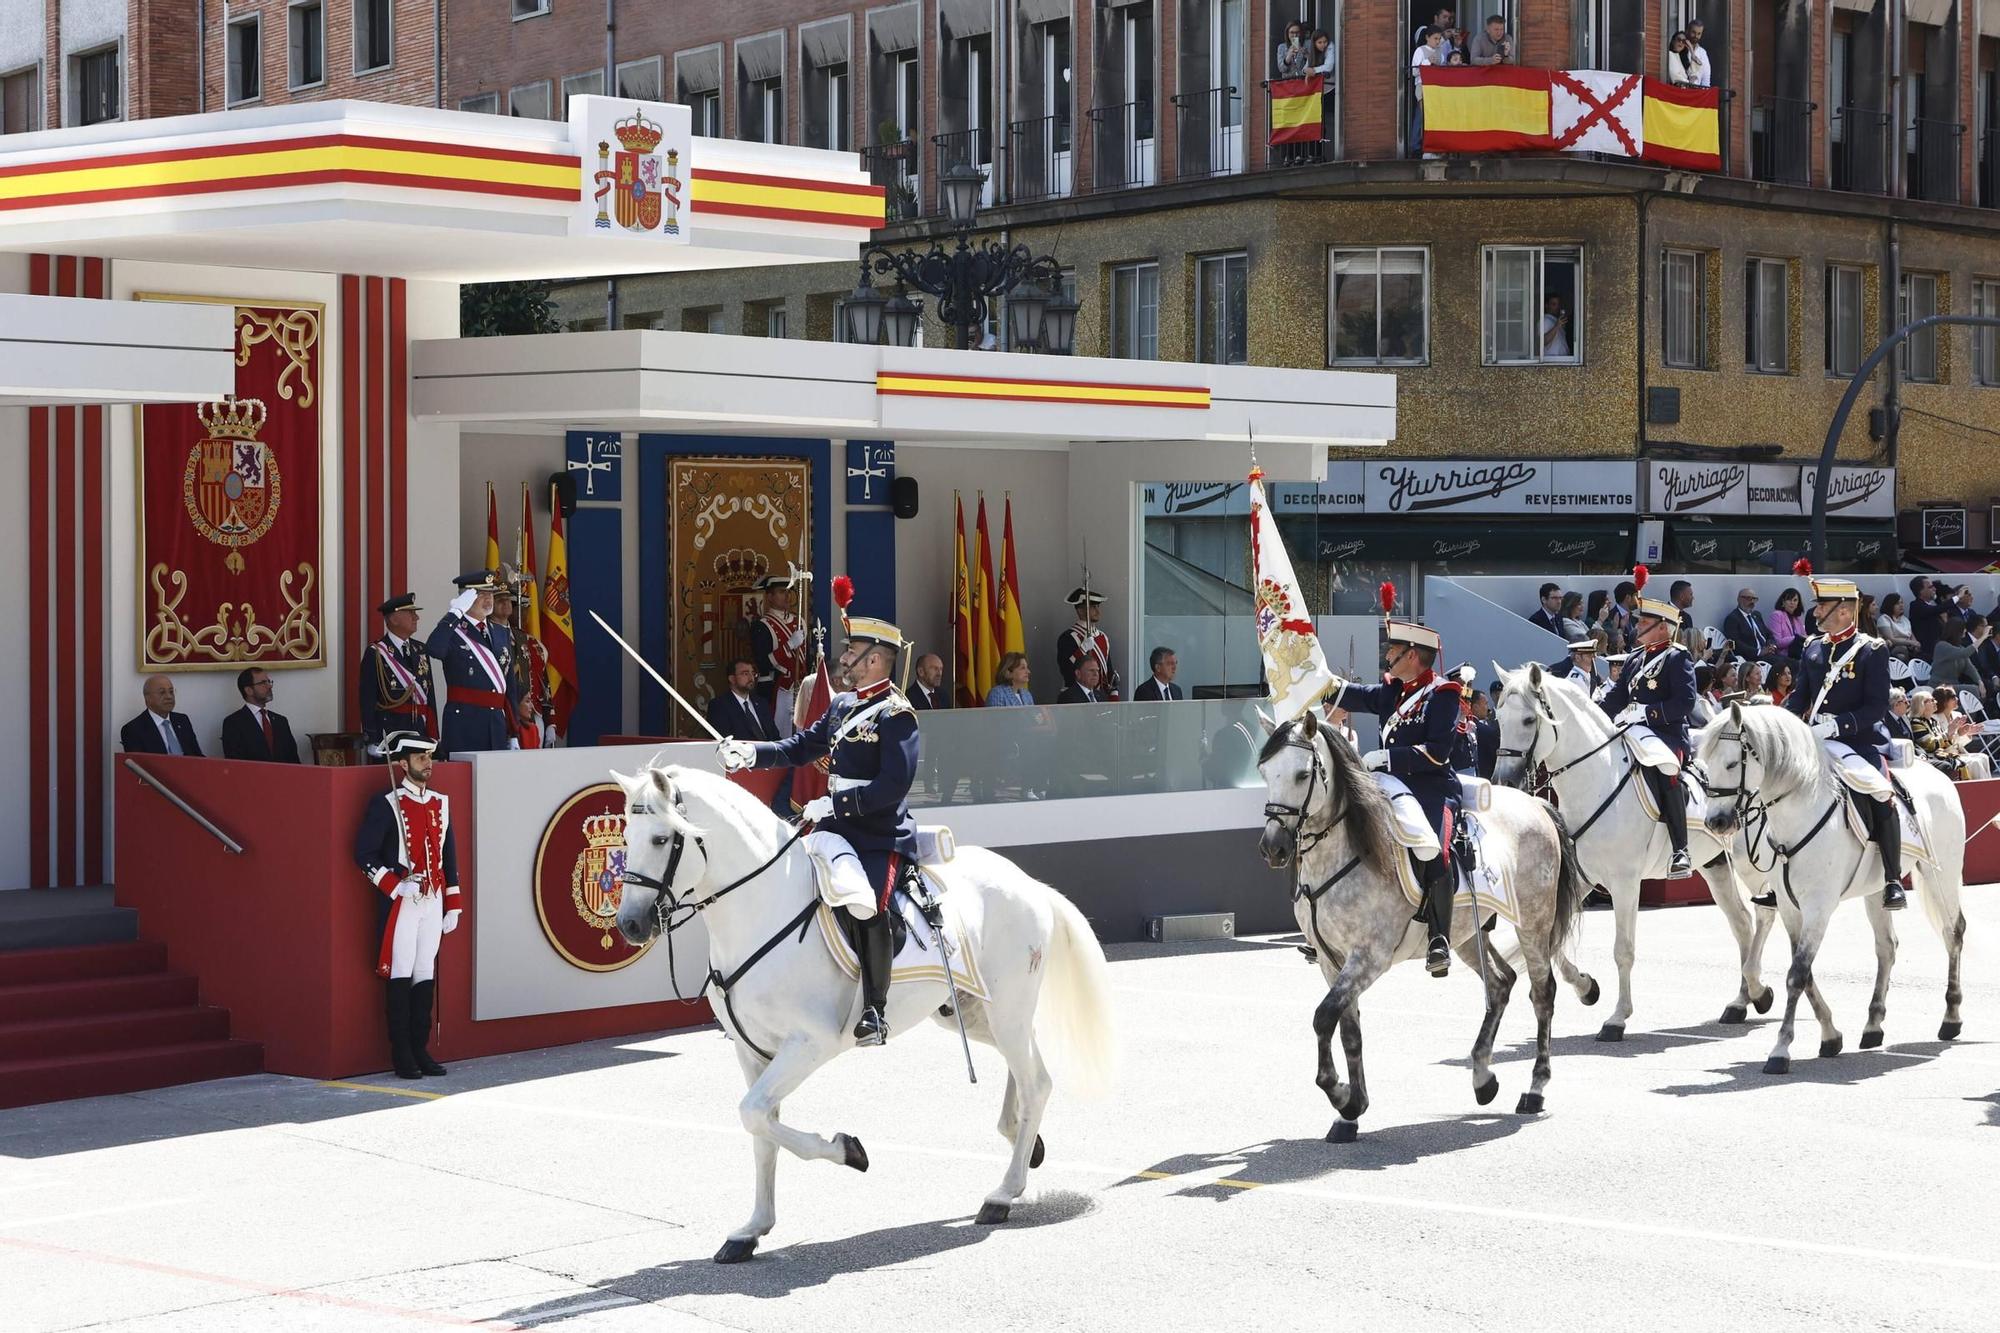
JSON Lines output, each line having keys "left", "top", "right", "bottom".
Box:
{"left": 1667, "top": 848, "right": 1692, "bottom": 877}
{"left": 1426, "top": 936, "right": 1451, "bottom": 977}
{"left": 853, "top": 1007, "right": 889, "bottom": 1046}
{"left": 1882, "top": 880, "right": 1907, "bottom": 912}
{"left": 1750, "top": 889, "right": 1777, "bottom": 908}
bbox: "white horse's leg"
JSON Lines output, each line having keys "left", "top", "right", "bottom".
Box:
{"left": 1915, "top": 857, "right": 1969, "bottom": 1041}
{"left": 1706, "top": 853, "right": 1767, "bottom": 1024}
{"left": 1767, "top": 891, "right": 1837, "bottom": 1074}
{"left": 1459, "top": 935, "right": 1517, "bottom": 1107}
{"left": 1859, "top": 894, "right": 1899, "bottom": 1050}
{"left": 719, "top": 1044, "right": 780, "bottom": 1263}
{"left": 1316, "top": 948, "right": 1390, "bottom": 1142}
{"left": 1600, "top": 877, "right": 1640, "bottom": 1041}
{"left": 1549, "top": 935, "right": 1601, "bottom": 1006}
{"left": 974, "top": 1021, "right": 1051, "bottom": 1225}
{"left": 715, "top": 1035, "right": 859, "bottom": 1264}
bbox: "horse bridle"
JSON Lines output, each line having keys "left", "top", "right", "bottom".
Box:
{"left": 1497, "top": 684, "right": 1631, "bottom": 783}
{"left": 1262, "top": 727, "right": 1352, "bottom": 858}
{"left": 1703, "top": 725, "right": 1846, "bottom": 899}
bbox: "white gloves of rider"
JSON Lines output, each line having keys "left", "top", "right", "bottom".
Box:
{"left": 442, "top": 909, "right": 461, "bottom": 934}
{"left": 800, "top": 795, "right": 835, "bottom": 823}
{"left": 1616, "top": 704, "right": 1645, "bottom": 725}
{"left": 449, "top": 588, "right": 478, "bottom": 617}
{"left": 717, "top": 739, "right": 757, "bottom": 772}
{"left": 1361, "top": 748, "right": 1390, "bottom": 772}
{"left": 1812, "top": 717, "right": 1840, "bottom": 740}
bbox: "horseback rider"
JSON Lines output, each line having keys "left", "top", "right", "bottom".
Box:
{"left": 1597, "top": 568, "right": 1695, "bottom": 878}
{"left": 1786, "top": 568, "right": 1905, "bottom": 912}
{"left": 1334, "top": 613, "right": 1463, "bottom": 977}
{"left": 718, "top": 583, "right": 919, "bottom": 1047}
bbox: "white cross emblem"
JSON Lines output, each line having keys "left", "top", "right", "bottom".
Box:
{"left": 566, "top": 435, "right": 620, "bottom": 496}
{"left": 847, "top": 445, "right": 891, "bottom": 502}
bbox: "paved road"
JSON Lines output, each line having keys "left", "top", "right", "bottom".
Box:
{"left": 5, "top": 892, "right": 1999, "bottom": 1332}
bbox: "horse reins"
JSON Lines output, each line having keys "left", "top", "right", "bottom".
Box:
{"left": 1263, "top": 730, "right": 1354, "bottom": 859}
{"left": 1500, "top": 686, "right": 1640, "bottom": 842}
{"left": 1704, "top": 726, "right": 1847, "bottom": 906}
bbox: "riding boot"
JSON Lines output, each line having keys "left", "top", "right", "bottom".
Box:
{"left": 1659, "top": 777, "right": 1692, "bottom": 878}
{"left": 384, "top": 979, "right": 421, "bottom": 1079}
{"left": 1423, "top": 855, "right": 1453, "bottom": 978}
{"left": 852, "top": 913, "right": 893, "bottom": 1046}
{"left": 409, "top": 979, "right": 446, "bottom": 1076}
{"left": 1870, "top": 798, "right": 1907, "bottom": 912}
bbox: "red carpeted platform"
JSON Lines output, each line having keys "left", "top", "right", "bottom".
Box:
{"left": 0, "top": 940, "right": 261, "bottom": 1109}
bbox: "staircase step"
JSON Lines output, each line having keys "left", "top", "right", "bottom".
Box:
{"left": 0, "top": 1040, "right": 263, "bottom": 1110}
{"left": 0, "top": 940, "right": 168, "bottom": 987}
{"left": 0, "top": 971, "right": 198, "bottom": 1024}
{"left": 0, "top": 1005, "right": 232, "bottom": 1062}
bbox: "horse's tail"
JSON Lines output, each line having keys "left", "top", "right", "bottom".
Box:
{"left": 1541, "top": 799, "right": 1588, "bottom": 959}
{"left": 1035, "top": 886, "right": 1116, "bottom": 1100}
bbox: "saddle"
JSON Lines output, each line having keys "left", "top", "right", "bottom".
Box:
{"left": 1622, "top": 725, "right": 1683, "bottom": 776}
{"left": 830, "top": 860, "right": 943, "bottom": 957}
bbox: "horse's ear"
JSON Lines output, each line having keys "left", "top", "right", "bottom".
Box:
{"left": 1491, "top": 660, "right": 1510, "bottom": 689}
{"left": 609, "top": 769, "right": 640, "bottom": 797}
{"left": 1528, "top": 661, "right": 1543, "bottom": 686}
{"left": 1730, "top": 701, "right": 1744, "bottom": 725}
{"left": 649, "top": 766, "right": 671, "bottom": 794}
{"left": 1256, "top": 708, "right": 1277, "bottom": 736}
{"left": 1299, "top": 708, "right": 1320, "bottom": 738}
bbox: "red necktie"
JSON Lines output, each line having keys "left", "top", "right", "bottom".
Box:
{"left": 260, "top": 709, "right": 274, "bottom": 752}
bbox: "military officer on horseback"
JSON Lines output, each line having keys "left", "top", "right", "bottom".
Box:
{"left": 1597, "top": 567, "right": 1695, "bottom": 878}
{"left": 718, "top": 578, "right": 918, "bottom": 1047}
{"left": 1334, "top": 612, "right": 1463, "bottom": 977}
{"left": 1786, "top": 566, "right": 1905, "bottom": 911}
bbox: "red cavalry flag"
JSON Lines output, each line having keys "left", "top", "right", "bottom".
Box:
{"left": 789, "top": 658, "right": 834, "bottom": 813}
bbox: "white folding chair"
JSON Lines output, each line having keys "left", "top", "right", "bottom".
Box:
{"left": 1909, "top": 658, "right": 1932, "bottom": 685}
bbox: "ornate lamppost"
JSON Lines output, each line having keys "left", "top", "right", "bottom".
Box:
{"left": 844, "top": 162, "right": 1079, "bottom": 353}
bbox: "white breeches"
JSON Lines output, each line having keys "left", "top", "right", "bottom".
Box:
{"left": 390, "top": 892, "right": 445, "bottom": 981}
{"left": 804, "top": 829, "right": 875, "bottom": 918}
{"left": 773, "top": 687, "right": 796, "bottom": 737}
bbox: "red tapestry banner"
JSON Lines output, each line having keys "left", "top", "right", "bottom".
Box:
{"left": 136, "top": 295, "right": 325, "bottom": 669}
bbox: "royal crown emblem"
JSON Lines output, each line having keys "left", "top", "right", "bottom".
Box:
{"left": 614, "top": 108, "right": 665, "bottom": 153}
{"left": 570, "top": 810, "right": 629, "bottom": 950}
{"left": 182, "top": 395, "right": 280, "bottom": 575}
{"left": 592, "top": 105, "right": 682, "bottom": 236}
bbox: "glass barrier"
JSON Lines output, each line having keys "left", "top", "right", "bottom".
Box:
{"left": 907, "top": 697, "right": 1272, "bottom": 807}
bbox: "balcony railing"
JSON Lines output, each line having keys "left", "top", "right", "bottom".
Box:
{"left": 1982, "top": 128, "right": 1999, "bottom": 209}
{"left": 1170, "top": 85, "right": 1243, "bottom": 180}
{"left": 1830, "top": 105, "right": 1890, "bottom": 194}
{"left": 860, "top": 139, "right": 923, "bottom": 223}
{"left": 1751, "top": 95, "right": 1815, "bottom": 187}
{"left": 1260, "top": 80, "right": 1329, "bottom": 168}
{"left": 929, "top": 127, "right": 992, "bottom": 214}
{"left": 1008, "top": 113, "right": 1074, "bottom": 203}
{"left": 1909, "top": 117, "right": 1965, "bottom": 205}
{"left": 1086, "top": 99, "right": 1157, "bottom": 192}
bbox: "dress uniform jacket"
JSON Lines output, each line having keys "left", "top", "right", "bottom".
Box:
{"left": 353, "top": 781, "right": 461, "bottom": 978}
{"left": 1786, "top": 629, "right": 1893, "bottom": 770}
{"left": 1336, "top": 671, "right": 1464, "bottom": 839}
{"left": 426, "top": 613, "right": 517, "bottom": 755}
{"left": 1599, "top": 642, "right": 1697, "bottom": 759}
{"left": 750, "top": 611, "right": 804, "bottom": 709}
{"left": 752, "top": 678, "right": 920, "bottom": 891}
{"left": 358, "top": 633, "right": 435, "bottom": 747}
{"left": 1055, "top": 625, "right": 1121, "bottom": 699}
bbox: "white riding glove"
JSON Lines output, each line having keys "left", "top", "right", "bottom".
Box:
{"left": 1617, "top": 704, "right": 1645, "bottom": 725}
{"left": 800, "top": 795, "right": 835, "bottom": 823}
{"left": 1812, "top": 717, "right": 1840, "bottom": 740}
{"left": 1361, "top": 748, "right": 1390, "bottom": 772}
{"left": 449, "top": 588, "right": 478, "bottom": 617}
{"left": 442, "top": 909, "right": 461, "bottom": 935}
{"left": 717, "top": 739, "right": 757, "bottom": 772}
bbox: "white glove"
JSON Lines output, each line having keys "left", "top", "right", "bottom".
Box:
{"left": 442, "top": 909, "right": 461, "bottom": 935}
{"left": 717, "top": 739, "right": 756, "bottom": 772}
{"left": 786, "top": 627, "right": 807, "bottom": 651}
{"left": 800, "top": 795, "right": 835, "bottom": 823}
{"left": 1361, "top": 748, "right": 1390, "bottom": 772}
{"left": 393, "top": 878, "right": 421, "bottom": 900}
{"left": 1812, "top": 717, "right": 1839, "bottom": 739}
{"left": 449, "top": 588, "right": 478, "bottom": 616}
{"left": 1617, "top": 705, "right": 1645, "bottom": 725}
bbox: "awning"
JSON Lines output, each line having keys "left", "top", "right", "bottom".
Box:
{"left": 868, "top": 3, "right": 921, "bottom": 53}
{"left": 735, "top": 33, "right": 784, "bottom": 85}
{"left": 1284, "top": 519, "right": 1633, "bottom": 565}
{"left": 676, "top": 47, "right": 722, "bottom": 95}
{"left": 1667, "top": 520, "right": 1897, "bottom": 566}
{"left": 801, "top": 19, "right": 850, "bottom": 69}
{"left": 1910, "top": 553, "right": 2000, "bottom": 574}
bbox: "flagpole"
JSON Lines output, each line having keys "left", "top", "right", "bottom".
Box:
{"left": 950, "top": 489, "right": 960, "bottom": 712}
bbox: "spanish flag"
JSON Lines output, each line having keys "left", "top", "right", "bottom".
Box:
{"left": 483, "top": 483, "right": 501, "bottom": 574}
{"left": 518, "top": 483, "right": 541, "bottom": 640}
{"left": 973, "top": 496, "right": 999, "bottom": 699}
{"left": 1641, "top": 77, "right": 1722, "bottom": 171}
{"left": 1268, "top": 75, "right": 1323, "bottom": 145}
{"left": 1420, "top": 66, "right": 1553, "bottom": 153}
{"left": 953, "top": 493, "right": 976, "bottom": 707}
{"left": 541, "top": 484, "right": 579, "bottom": 736}
{"left": 1000, "top": 496, "right": 1025, "bottom": 659}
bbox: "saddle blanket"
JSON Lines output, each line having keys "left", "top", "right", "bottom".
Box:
{"left": 1635, "top": 763, "right": 1709, "bottom": 828}
{"left": 811, "top": 870, "right": 990, "bottom": 1002}
{"left": 1623, "top": 725, "right": 1683, "bottom": 776}
{"left": 1372, "top": 775, "right": 1520, "bottom": 928}
{"left": 1828, "top": 743, "right": 1938, "bottom": 868}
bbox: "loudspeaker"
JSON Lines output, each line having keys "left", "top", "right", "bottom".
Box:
{"left": 548, "top": 471, "right": 578, "bottom": 517}
{"left": 891, "top": 475, "right": 919, "bottom": 519}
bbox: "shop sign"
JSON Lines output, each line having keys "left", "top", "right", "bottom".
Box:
{"left": 1271, "top": 460, "right": 1636, "bottom": 516}
{"left": 1648, "top": 461, "right": 1895, "bottom": 518}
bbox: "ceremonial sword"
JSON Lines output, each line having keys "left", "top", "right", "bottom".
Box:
{"left": 588, "top": 610, "right": 726, "bottom": 743}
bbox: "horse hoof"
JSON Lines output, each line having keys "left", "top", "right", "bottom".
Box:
{"left": 1030, "top": 1135, "right": 1045, "bottom": 1169}
{"left": 1596, "top": 1024, "right": 1625, "bottom": 1043}
{"left": 839, "top": 1133, "right": 870, "bottom": 1173}
{"left": 1753, "top": 989, "right": 1775, "bottom": 1015}
{"left": 1581, "top": 978, "right": 1601, "bottom": 1007}
{"left": 1763, "top": 1056, "right": 1791, "bottom": 1076}
{"left": 1819, "top": 1036, "right": 1843, "bottom": 1059}
{"left": 1326, "top": 1120, "right": 1359, "bottom": 1144}
{"left": 1515, "top": 1092, "right": 1545, "bottom": 1115}
{"left": 1719, "top": 1004, "right": 1748, "bottom": 1025}
{"left": 975, "top": 1202, "right": 1010, "bottom": 1226}
{"left": 1860, "top": 1030, "right": 1883, "bottom": 1050}
{"left": 1473, "top": 1075, "right": 1500, "bottom": 1106}
{"left": 714, "top": 1238, "right": 758, "bottom": 1265}
{"left": 1940, "top": 1021, "right": 1963, "bottom": 1042}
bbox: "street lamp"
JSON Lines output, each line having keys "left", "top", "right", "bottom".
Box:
{"left": 939, "top": 161, "right": 986, "bottom": 230}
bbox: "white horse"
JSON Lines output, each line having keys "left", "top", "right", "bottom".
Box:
{"left": 610, "top": 763, "right": 1114, "bottom": 1262}
{"left": 1491, "top": 664, "right": 1781, "bottom": 1039}
{"left": 1694, "top": 701, "right": 1968, "bottom": 1073}
{"left": 1256, "top": 711, "right": 1587, "bottom": 1136}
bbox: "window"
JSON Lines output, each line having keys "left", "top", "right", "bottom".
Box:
{"left": 683, "top": 307, "right": 725, "bottom": 335}
{"left": 73, "top": 46, "right": 119, "bottom": 126}
{"left": 1825, "top": 263, "right": 1864, "bottom": 378}
{"left": 562, "top": 71, "right": 604, "bottom": 118}
{"left": 459, "top": 93, "right": 499, "bottom": 115}
{"left": 801, "top": 20, "right": 851, "bottom": 151}
{"left": 1898, "top": 272, "right": 1941, "bottom": 384}
{"left": 896, "top": 51, "right": 920, "bottom": 138}
{"left": 693, "top": 90, "right": 722, "bottom": 135}
{"left": 616, "top": 57, "right": 663, "bottom": 101}
{"left": 1482, "top": 245, "right": 1583, "bottom": 364}
{"left": 1111, "top": 262, "right": 1161, "bottom": 360}
{"left": 513, "top": 0, "right": 551, "bottom": 17}
{"left": 767, "top": 305, "right": 789, "bottom": 339}
{"left": 354, "top": 0, "right": 392, "bottom": 74}
{"left": 677, "top": 46, "right": 725, "bottom": 134}
{"left": 289, "top": 2, "right": 324, "bottom": 89}
{"left": 1744, "top": 257, "right": 1789, "bottom": 373}
{"left": 1330, "top": 247, "right": 1429, "bottom": 365}
{"left": 1, "top": 66, "right": 38, "bottom": 134}
{"left": 833, "top": 298, "right": 853, "bottom": 343}
{"left": 509, "top": 81, "right": 553, "bottom": 120}
{"left": 1975, "top": 279, "right": 2000, "bottom": 387}
{"left": 750, "top": 78, "right": 783, "bottom": 142}
{"left": 1660, "top": 249, "right": 1706, "bottom": 370}
{"left": 737, "top": 34, "right": 785, "bottom": 144}
{"left": 227, "top": 16, "right": 262, "bottom": 104}
{"left": 1196, "top": 252, "right": 1248, "bottom": 365}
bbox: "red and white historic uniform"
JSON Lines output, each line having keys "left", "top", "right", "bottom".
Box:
{"left": 751, "top": 608, "right": 807, "bottom": 736}
{"left": 354, "top": 781, "right": 462, "bottom": 980}
{"left": 1055, "top": 622, "right": 1122, "bottom": 700}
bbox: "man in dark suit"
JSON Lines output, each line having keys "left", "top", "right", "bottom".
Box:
{"left": 1057, "top": 656, "right": 1108, "bottom": 704}
{"left": 221, "top": 666, "right": 302, "bottom": 763}
{"left": 1527, "top": 582, "right": 1563, "bottom": 635}
{"left": 1723, "top": 587, "right": 1774, "bottom": 661}
{"left": 1132, "top": 646, "right": 1185, "bottom": 702}
{"left": 907, "top": 652, "right": 949, "bottom": 711}
{"left": 120, "top": 675, "right": 204, "bottom": 757}
{"left": 1470, "top": 689, "right": 1500, "bottom": 780}
{"left": 706, "top": 659, "right": 776, "bottom": 740}
{"left": 1908, "top": 576, "right": 1945, "bottom": 658}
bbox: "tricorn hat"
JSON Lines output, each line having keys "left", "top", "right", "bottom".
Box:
{"left": 381, "top": 730, "right": 438, "bottom": 759}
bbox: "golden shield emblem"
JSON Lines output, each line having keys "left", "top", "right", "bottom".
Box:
{"left": 533, "top": 784, "right": 656, "bottom": 972}
{"left": 182, "top": 395, "right": 280, "bottom": 575}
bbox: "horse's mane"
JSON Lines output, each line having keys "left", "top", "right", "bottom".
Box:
{"left": 629, "top": 762, "right": 786, "bottom": 854}
{"left": 1264, "top": 716, "right": 1400, "bottom": 879}
{"left": 1529, "top": 670, "right": 1613, "bottom": 737}
{"left": 1726, "top": 702, "right": 1830, "bottom": 799}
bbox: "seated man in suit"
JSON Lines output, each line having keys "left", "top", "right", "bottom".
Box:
{"left": 907, "top": 652, "right": 949, "bottom": 711}
{"left": 705, "top": 658, "right": 776, "bottom": 741}
{"left": 221, "top": 667, "right": 302, "bottom": 763}
{"left": 1133, "top": 646, "right": 1185, "bottom": 702}
{"left": 1058, "top": 656, "right": 1109, "bottom": 704}
{"left": 1723, "top": 588, "right": 1775, "bottom": 662}
{"left": 120, "top": 675, "right": 204, "bottom": 757}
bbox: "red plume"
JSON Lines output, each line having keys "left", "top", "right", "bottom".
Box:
{"left": 1378, "top": 582, "right": 1397, "bottom": 616}
{"left": 831, "top": 575, "right": 855, "bottom": 610}
{"left": 1792, "top": 557, "right": 1813, "bottom": 578}
{"left": 1631, "top": 564, "right": 1650, "bottom": 593}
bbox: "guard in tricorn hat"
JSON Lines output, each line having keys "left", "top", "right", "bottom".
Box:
{"left": 1597, "top": 565, "right": 1696, "bottom": 878}
{"left": 1057, "top": 583, "right": 1122, "bottom": 700}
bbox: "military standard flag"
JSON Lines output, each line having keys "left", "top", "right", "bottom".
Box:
{"left": 973, "top": 496, "right": 1000, "bottom": 698}
{"left": 1641, "top": 78, "right": 1722, "bottom": 171}
{"left": 1268, "top": 75, "right": 1324, "bottom": 145}
{"left": 953, "top": 493, "right": 977, "bottom": 706}
{"left": 542, "top": 484, "right": 579, "bottom": 735}
{"left": 1248, "top": 466, "right": 1338, "bottom": 724}
{"left": 1552, "top": 71, "right": 1643, "bottom": 157}
{"left": 1000, "top": 496, "right": 1025, "bottom": 658}
{"left": 484, "top": 483, "right": 501, "bottom": 574}
{"left": 519, "top": 483, "right": 542, "bottom": 639}
{"left": 1420, "top": 66, "right": 1554, "bottom": 153}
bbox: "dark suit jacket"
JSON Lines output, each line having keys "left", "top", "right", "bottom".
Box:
{"left": 1132, "top": 677, "right": 1184, "bottom": 702}
{"left": 1886, "top": 714, "right": 1915, "bottom": 742}
{"left": 1528, "top": 608, "right": 1559, "bottom": 634}
{"left": 908, "top": 682, "right": 948, "bottom": 711}
{"left": 1475, "top": 716, "right": 1500, "bottom": 779}
{"left": 1722, "top": 607, "right": 1773, "bottom": 659}
{"left": 705, "top": 692, "right": 775, "bottom": 741}
{"left": 220, "top": 705, "right": 301, "bottom": 763}
{"left": 120, "top": 710, "right": 204, "bottom": 757}
{"left": 1057, "top": 685, "right": 1105, "bottom": 705}
{"left": 1910, "top": 597, "right": 1945, "bottom": 656}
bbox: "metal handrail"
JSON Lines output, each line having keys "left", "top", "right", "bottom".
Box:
{"left": 1086, "top": 98, "right": 1154, "bottom": 192}
{"left": 123, "top": 757, "right": 244, "bottom": 855}
{"left": 1831, "top": 104, "right": 1890, "bottom": 194}
{"left": 1007, "top": 113, "right": 1072, "bottom": 203}
{"left": 1170, "top": 85, "right": 1242, "bottom": 181}
{"left": 1752, "top": 95, "right": 1815, "bottom": 187}
{"left": 1910, "top": 116, "right": 1966, "bottom": 204}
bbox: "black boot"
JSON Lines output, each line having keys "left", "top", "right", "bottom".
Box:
{"left": 852, "top": 913, "right": 893, "bottom": 1046}
{"left": 409, "top": 979, "right": 446, "bottom": 1076}
{"left": 1660, "top": 776, "right": 1692, "bottom": 878}
{"left": 1871, "top": 799, "right": 1907, "bottom": 911}
{"left": 1423, "top": 856, "right": 1453, "bottom": 977}
{"left": 385, "top": 979, "right": 421, "bottom": 1079}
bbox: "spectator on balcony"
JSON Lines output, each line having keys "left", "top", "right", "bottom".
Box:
{"left": 986, "top": 653, "right": 1035, "bottom": 707}
{"left": 1444, "top": 49, "right": 1467, "bottom": 66}
{"left": 1276, "top": 22, "right": 1311, "bottom": 78}
{"left": 1556, "top": 590, "right": 1590, "bottom": 642}
{"left": 1308, "top": 30, "right": 1337, "bottom": 159}
{"left": 1769, "top": 586, "right": 1808, "bottom": 658}
{"left": 1879, "top": 592, "right": 1921, "bottom": 657}
{"left": 1470, "top": 14, "right": 1515, "bottom": 66}
{"left": 1409, "top": 29, "right": 1445, "bottom": 158}
{"left": 1528, "top": 581, "right": 1564, "bottom": 634}
{"left": 1414, "top": 7, "right": 1459, "bottom": 62}
{"left": 1684, "top": 20, "right": 1712, "bottom": 88}
{"left": 1665, "top": 32, "right": 1695, "bottom": 87}
{"left": 1540, "top": 294, "right": 1573, "bottom": 358}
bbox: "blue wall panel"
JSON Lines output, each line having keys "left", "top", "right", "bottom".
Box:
{"left": 844, "top": 510, "right": 898, "bottom": 626}
{"left": 566, "top": 505, "right": 623, "bottom": 746}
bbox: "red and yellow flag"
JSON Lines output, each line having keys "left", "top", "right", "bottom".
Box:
{"left": 954, "top": 493, "right": 977, "bottom": 707}
{"left": 1268, "top": 75, "right": 1324, "bottom": 145}
{"left": 483, "top": 483, "right": 501, "bottom": 574}
{"left": 518, "top": 483, "right": 541, "bottom": 640}
{"left": 542, "top": 485, "right": 579, "bottom": 736}
{"left": 973, "top": 496, "right": 999, "bottom": 699}
{"left": 1420, "top": 66, "right": 1553, "bottom": 153}
{"left": 1641, "top": 77, "right": 1722, "bottom": 171}
{"left": 789, "top": 659, "right": 834, "bottom": 812}
{"left": 1000, "top": 496, "right": 1025, "bottom": 659}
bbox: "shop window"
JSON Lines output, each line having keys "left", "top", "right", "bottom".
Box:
{"left": 1111, "top": 262, "right": 1160, "bottom": 360}
{"left": 1744, "top": 256, "right": 1789, "bottom": 373}
{"left": 1661, "top": 248, "right": 1706, "bottom": 370}
{"left": 1195, "top": 252, "right": 1248, "bottom": 365}
{"left": 1825, "top": 263, "right": 1864, "bottom": 378}
{"left": 1974, "top": 279, "right": 2000, "bottom": 387}
{"left": 1898, "top": 272, "right": 1941, "bottom": 384}
{"left": 355, "top": 0, "right": 392, "bottom": 74}
{"left": 289, "top": 2, "right": 324, "bottom": 90}
{"left": 1330, "top": 247, "right": 1429, "bottom": 366}
{"left": 1482, "top": 245, "right": 1582, "bottom": 365}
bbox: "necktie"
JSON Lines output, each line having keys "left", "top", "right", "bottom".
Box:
{"left": 161, "top": 716, "right": 182, "bottom": 756}
{"left": 260, "top": 708, "right": 275, "bottom": 752}
{"left": 744, "top": 697, "right": 764, "bottom": 739}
